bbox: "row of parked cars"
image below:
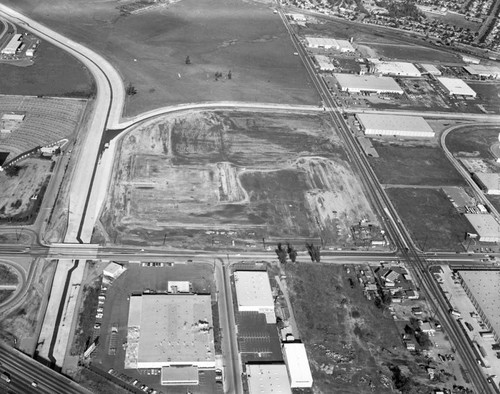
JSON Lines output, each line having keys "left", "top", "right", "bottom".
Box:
{"left": 107, "top": 369, "right": 161, "bottom": 394}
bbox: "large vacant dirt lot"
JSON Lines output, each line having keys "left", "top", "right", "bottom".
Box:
{"left": 98, "top": 110, "right": 379, "bottom": 249}
{"left": 6, "top": 0, "right": 319, "bottom": 116}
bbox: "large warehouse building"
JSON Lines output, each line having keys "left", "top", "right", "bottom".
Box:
{"left": 369, "top": 59, "right": 421, "bottom": 77}
{"left": 1, "top": 34, "right": 22, "bottom": 55}
{"left": 234, "top": 270, "right": 275, "bottom": 323}
{"left": 464, "top": 64, "right": 500, "bottom": 79}
{"left": 314, "top": 55, "right": 334, "bottom": 71}
{"left": 247, "top": 364, "right": 292, "bottom": 394}
{"left": 472, "top": 172, "right": 500, "bottom": 195}
{"left": 458, "top": 270, "right": 500, "bottom": 342}
{"left": 333, "top": 74, "right": 404, "bottom": 94}
{"left": 437, "top": 77, "right": 477, "bottom": 97}
{"left": 464, "top": 214, "right": 500, "bottom": 243}
{"left": 282, "top": 343, "right": 313, "bottom": 388}
{"left": 356, "top": 113, "right": 435, "bottom": 138}
{"left": 125, "top": 294, "right": 215, "bottom": 379}
{"left": 305, "top": 36, "right": 339, "bottom": 49}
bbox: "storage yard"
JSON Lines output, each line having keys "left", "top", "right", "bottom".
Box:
{"left": 99, "top": 110, "right": 380, "bottom": 249}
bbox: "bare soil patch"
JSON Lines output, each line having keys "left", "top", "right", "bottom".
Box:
{"left": 99, "top": 110, "right": 379, "bottom": 249}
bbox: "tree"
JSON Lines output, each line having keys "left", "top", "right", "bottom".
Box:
{"left": 287, "top": 243, "right": 297, "bottom": 263}
{"left": 275, "top": 243, "right": 287, "bottom": 264}
{"left": 3, "top": 165, "right": 21, "bottom": 177}
{"left": 126, "top": 82, "right": 137, "bottom": 96}
{"left": 306, "top": 243, "right": 321, "bottom": 262}
{"left": 185, "top": 56, "right": 191, "bottom": 65}
{"left": 227, "top": 70, "right": 232, "bottom": 80}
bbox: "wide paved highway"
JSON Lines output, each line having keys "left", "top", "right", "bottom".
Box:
{"left": 0, "top": 342, "right": 91, "bottom": 394}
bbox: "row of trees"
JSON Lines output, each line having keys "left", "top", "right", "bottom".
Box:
{"left": 275, "top": 242, "right": 321, "bottom": 263}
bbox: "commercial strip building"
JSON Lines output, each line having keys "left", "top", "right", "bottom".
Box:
{"left": 420, "top": 63, "right": 442, "bottom": 76}
{"left": 356, "top": 113, "right": 435, "bottom": 138}
{"left": 437, "top": 77, "right": 477, "bottom": 97}
{"left": 234, "top": 270, "right": 275, "bottom": 323}
{"left": 464, "top": 64, "right": 500, "bottom": 79}
{"left": 464, "top": 214, "right": 500, "bottom": 243}
{"left": 333, "top": 73, "right": 404, "bottom": 94}
{"left": 246, "top": 364, "right": 292, "bottom": 394}
{"left": 368, "top": 59, "right": 421, "bottom": 77}
{"left": 125, "top": 294, "right": 215, "bottom": 384}
{"left": 458, "top": 270, "right": 500, "bottom": 342}
{"left": 282, "top": 343, "right": 313, "bottom": 388}
{"left": 472, "top": 172, "right": 500, "bottom": 195}
{"left": 1, "top": 34, "right": 22, "bottom": 55}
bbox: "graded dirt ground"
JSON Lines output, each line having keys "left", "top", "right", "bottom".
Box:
{"left": 5, "top": 0, "right": 319, "bottom": 117}
{"left": 0, "top": 158, "right": 52, "bottom": 223}
{"left": 98, "top": 110, "right": 379, "bottom": 249}
{"left": 285, "top": 263, "right": 434, "bottom": 394}
{"left": 386, "top": 188, "right": 474, "bottom": 251}
{"left": 0, "top": 39, "right": 94, "bottom": 98}
{"left": 369, "top": 141, "right": 467, "bottom": 186}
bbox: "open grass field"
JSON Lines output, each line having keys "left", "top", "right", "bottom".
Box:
{"left": 369, "top": 141, "right": 467, "bottom": 186}
{"left": 445, "top": 125, "right": 500, "bottom": 158}
{"left": 464, "top": 82, "right": 500, "bottom": 114}
{"left": 0, "top": 39, "right": 94, "bottom": 98}
{"left": 99, "top": 110, "right": 380, "bottom": 249}
{"left": 357, "top": 41, "right": 460, "bottom": 63}
{"left": 285, "top": 263, "right": 434, "bottom": 393}
{"left": 386, "top": 188, "right": 474, "bottom": 251}
{"left": 5, "top": 0, "right": 319, "bottom": 117}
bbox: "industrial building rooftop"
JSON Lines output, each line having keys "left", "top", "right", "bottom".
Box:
{"left": 333, "top": 74, "right": 404, "bottom": 94}
{"left": 464, "top": 214, "right": 500, "bottom": 243}
{"left": 369, "top": 59, "right": 421, "bottom": 77}
{"left": 437, "top": 77, "right": 477, "bottom": 97}
{"left": 356, "top": 113, "right": 435, "bottom": 138}
{"left": 126, "top": 294, "right": 215, "bottom": 369}
{"left": 464, "top": 64, "right": 500, "bottom": 79}
{"left": 234, "top": 270, "right": 275, "bottom": 323}
{"left": 459, "top": 270, "right": 500, "bottom": 341}
{"left": 246, "top": 364, "right": 292, "bottom": 394}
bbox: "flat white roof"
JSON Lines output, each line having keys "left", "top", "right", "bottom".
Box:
{"left": 234, "top": 271, "right": 274, "bottom": 310}
{"left": 464, "top": 65, "right": 500, "bottom": 78}
{"left": 337, "top": 39, "right": 355, "bottom": 52}
{"left": 161, "top": 366, "right": 199, "bottom": 385}
{"left": 437, "top": 77, "right": 476, "bottom": 96}
{"left": 420, "top": 63, "right": 441, "bottom": 75}
{"left": 459, "top": 270, "right": 500, "bottom": 339}
{"left": 2, "top": 34, "right": 22, "bottom": 54}
{"left": 103, "top": 262, "right": 125, "bottom": 278}
{"left": 357, "top": 113, "right": 434, "bottom": 133}
{"left": 370, "top": 60, "right": 421, "bottom": 76}
{"left": 129, "top": 294, "right": 215, "bottom": 367}
{"left": 314, "top": 55, "right": 334, "bottom": 70}
{"left": 247, "top": 364, "right": 292, "bottom": 394}
{"left": 305, "top": 36, "right": 339, "bottom": 48}
{"left": 464, "top": 214, "right": 500, "bottom": 241}
{"left": 333, "top": 74, "right": 403, "bottom": 93}
{"left": 474, "top": 172, "right": 500, "bottom": 191}
{"left": 283, "top": 343, "right": 313, "bottom": 387}
{"left": 167, "top": 281, "right": 190, "bottom": 293}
